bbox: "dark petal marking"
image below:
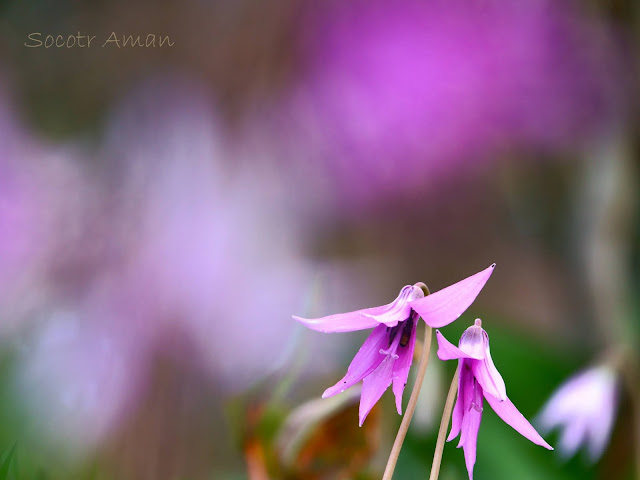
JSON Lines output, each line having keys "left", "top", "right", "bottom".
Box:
{"left": 387, "top": 324, "right": 402, "bottom": 347}
{"left": 399, "top": 314, "right": 415, "bottom": 347}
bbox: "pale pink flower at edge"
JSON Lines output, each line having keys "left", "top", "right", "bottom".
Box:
{"left": 537, "top": 365, "right": 618, "bottom": 461}
{"left": 436, "top": 319, "right": 553, "bottom": 480}
{"left": 294, "top": 264, "right": 495, "bottom": 426}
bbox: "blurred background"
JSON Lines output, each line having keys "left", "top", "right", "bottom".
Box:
{"left": 0, "top": 0, "right": 638, "bottom": 478}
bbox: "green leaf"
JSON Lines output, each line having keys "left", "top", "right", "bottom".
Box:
{"left": 0, "top": 443, "right": 16, "bottom": 480}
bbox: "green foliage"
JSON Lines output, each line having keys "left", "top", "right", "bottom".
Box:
{"left": 0, "top": 444, "right": 16, "bottom": 480}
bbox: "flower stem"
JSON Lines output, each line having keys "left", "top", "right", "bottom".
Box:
{"left": 382, "top": 324, "right": 433, "bottom": 480}
{"left": 429, "top": 363, "right": 460, "bottom": 480}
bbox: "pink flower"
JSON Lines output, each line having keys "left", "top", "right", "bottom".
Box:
{"left": 106, "top": 80, "right": 321, "bottom": 392}
{"left": 285, "top": 0, "right": 623, "bottom": 208}
{"left": 537, "top": 365, "right": 618, "bottom": 460}
{"left": 15, "top": 75, "right": 326, "bottom": 453}
{"left": 294, "top": 264, "right": 495, "bottom": 426}
{"left": 436, "top": 319, "right": 553, "bottom": 479}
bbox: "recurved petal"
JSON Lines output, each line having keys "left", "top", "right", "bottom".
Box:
{"left": 391, "top": 321, "right": 417, "bottom": 414}
{"left": 362, "top": 285, "right": 423, "bottom": 327}
{"left": 359, "top": 355, "right": 395, "bottom": 426}
{"left": 322, "top": 324, "right": 388, "bottom": 398}
{"left": 458, "top": 323, "right": 486, "bottom": 359}
{"left": 485, "top": 392, "right": 553, "bottom": 450}
{"left": 471, "top": 343, "right": 507, "bottom": 401}
{"left": 294, "top": 285, "right": 422, "bottom": 332}
{"left": 436, "top": 331, "right": 482, "bottom": 361}
{"left": 408, "top": 264, "right": 495, "bottom": 328}
{"left": 293, "top": 309, "right": 380, "bottom": 333}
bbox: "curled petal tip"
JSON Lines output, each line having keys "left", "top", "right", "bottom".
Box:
{"left": 490, "top": 263, "right": 496, "bottom": 268}
{"left": 538, "top": 439, "right": 554, "bottom": 451}
{"left": 322, "top": 386, "right": 340, "bottom": 398}
{"left": 292, "top": 315, "right": 310, "bottom": 325}
{"left": 537, "top": 434, "right": 554, "bottom": 451}
{"left": 293, "top": 314, "right": 320, "bottom": 331}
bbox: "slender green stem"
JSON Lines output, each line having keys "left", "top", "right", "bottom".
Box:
{"left": 382, "top": 325, "right": 433, "bottom": 480}
{"left": 429, "top": 363, "right": 461, "bottom": 480}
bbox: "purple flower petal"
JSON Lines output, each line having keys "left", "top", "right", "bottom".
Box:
{"left": 359, "top": 354, "right": 396, "bottom": 426}
{"left": 440, "top": 319, "right": 553, "bottom": 475}
{"left": 458, "top": 368, "right": 483, "bottom": 480}
{"left": 294, "top": 284, "right": 422, "bottom": 332}
{"left": 436, "top": 330, "right": 483, "bottom": 361}
{"left": 460, "top": 403, "right": 482, "bottom": 480}
{"left": 322, "top": 324, "right": 388, "bottom": 398}
{"left": 293, "top": 310, "right": 380, "bottom": 333}
{"left": 362, "top": 285, "right": 423, "bottom": 327}
{"left": 471, "top": 334, "right": 507, "bottom": 401}
{"left": 485, "top": 392, "right": 553, "bottom": 450}
{"left": 458, "top": 321, "right": 487, "bottom": 359}
{"left": 587, "top": 398, "right": 616, "bottom": 462}
{"left": 462, "top": 409, "right": 482, "bottom": 480}
{"left": 391, "top": 319, "right": 417, "bottom": 414}
{"left": 448, "top": 359, "right": 470, "bottom": 442}
{"left": 409, "top": 264, "right": 495, "bottom": 328}
{"left": 559, "top": 415, "right": 590, "bottom": 458}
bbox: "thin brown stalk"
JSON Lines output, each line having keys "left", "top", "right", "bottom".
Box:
{"left": 382, "top": 324, "right": 433, "bottom": 480}
{"left": 429, "top": 363, "right": 461, "bottom": 480}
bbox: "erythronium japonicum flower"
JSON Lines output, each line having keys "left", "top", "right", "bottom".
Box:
{"left": 436, "top": 319, "right": 553, "bottom": 480}
{"left": 537, "top": 365, "right": 618, "bottom": 460}
{"left": 294, "top": 264, "right": 495, "bottom": 426}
